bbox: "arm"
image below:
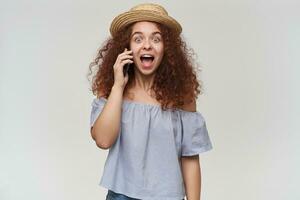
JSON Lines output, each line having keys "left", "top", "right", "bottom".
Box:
{"left": 181, "top": 155, "right": 201, "bottom": 200}
{"left": 180, "top": 97, "right": 201, "bottom": 200}
{"left": 91, "top": 48, "right": 132, "bottom": 149}
{"left": 91, "top": 85, "right": 124, "bottom": 149}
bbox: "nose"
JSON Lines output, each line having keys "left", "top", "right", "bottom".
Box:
{"left": 143, "top": 39, "right": 152, "bottom": 50}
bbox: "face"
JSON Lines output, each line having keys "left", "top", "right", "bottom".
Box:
{"left": 129, "top": 21, "right": 164, "bottom": 75}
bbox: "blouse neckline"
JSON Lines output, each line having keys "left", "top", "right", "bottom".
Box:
{"left": 123, "top": 99, "right": 161, "bottom": 108}
{"left": 98, "top": 97, "right": 199, "bottom": 114}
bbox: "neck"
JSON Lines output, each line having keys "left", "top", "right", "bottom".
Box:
{"left": 133, "top": 71, "right": 155, "bottom": 92}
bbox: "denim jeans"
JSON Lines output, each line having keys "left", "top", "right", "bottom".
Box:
{"left": 105, "top": 190, "right": 141, "bottom": 200}
{"left": 105, "top": 190, "right": 185, "bottom": 200}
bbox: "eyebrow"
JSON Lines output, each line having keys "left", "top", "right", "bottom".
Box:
{"left": 131, "top": 31, "right": 162, "bottom": 37}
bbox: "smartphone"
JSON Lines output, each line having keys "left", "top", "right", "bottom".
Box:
{"left": 123, "top": 47, "right": 133, "bottom": 77}
{"left": 123, "top": 63, "right": 131, "bottom": 77}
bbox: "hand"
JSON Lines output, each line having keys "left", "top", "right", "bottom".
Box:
{"left": 113, "top": 48, "right": 133, "bottom": 89}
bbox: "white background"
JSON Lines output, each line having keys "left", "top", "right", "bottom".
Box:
{"left": 1, "top": 0, "right": 299, "bottom": 199}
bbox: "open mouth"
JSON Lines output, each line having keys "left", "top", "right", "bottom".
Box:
{"left": 140, "top": 55, "right": 155, "bottom": 64}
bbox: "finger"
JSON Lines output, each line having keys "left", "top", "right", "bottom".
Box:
{"left": 118, "top": 56, "right": 133, "bottom": 64}
{"left": 120, "top": 59, "right": 133, "bottom": 66}
{"left": 121, "top": 49, "right": 133, "bottom": 55}
{"left": 118, "top": 51, "right": 132, "bottom": 60}
{"left": 119, "top": 54, "right": 133, "bottom": 61}
{"left": 120, "top": 53, "right": 133, "bottom": 57}
{"left": 124, "top": 72, "right": 129, "bottom": 80}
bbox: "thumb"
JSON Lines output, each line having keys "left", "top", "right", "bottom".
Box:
{"left": 124, "top": 72, "right": 129, "bottom": 83}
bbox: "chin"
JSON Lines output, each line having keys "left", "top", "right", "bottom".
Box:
{"left": 136, "top": 63, "right": 158, "bottom": 76}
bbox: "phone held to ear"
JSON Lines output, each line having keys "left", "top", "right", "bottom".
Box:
{"left": 123, "top": 63, "right": 131, "bottom": 77}
{"left": 123, "top": 47, "right": 132, "bottom": 77}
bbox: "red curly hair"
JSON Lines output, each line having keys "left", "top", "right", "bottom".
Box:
{"left": 87, "top": 22, "right": 204, "bottom": 111}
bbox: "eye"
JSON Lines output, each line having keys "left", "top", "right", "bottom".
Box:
{"left": 153, "top": 36, "right": 161, "bottom": 43}
{"left": 134, "top": 37, "right": 142, "bottom": 43}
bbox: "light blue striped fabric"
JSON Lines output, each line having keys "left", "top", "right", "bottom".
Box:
{"left": 90, "top": 97, "right": 213, "bottom": 200}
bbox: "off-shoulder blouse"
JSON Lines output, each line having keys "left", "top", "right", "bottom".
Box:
{"left": 90, "top": 97, "right": 213, "bottom": 200}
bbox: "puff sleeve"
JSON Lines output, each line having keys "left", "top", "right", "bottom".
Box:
{"left": 180, "top": 111, "right": 213, "bottom": 156}
{"left": 90, "top": 98, "right": 106, "bottom": 128}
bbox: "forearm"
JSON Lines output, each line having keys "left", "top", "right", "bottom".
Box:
{"left": 181, "top": 155, "right": 201, "bottom": 200}
{"left": 92, "top": 85, "right": 124, "bottom": 149}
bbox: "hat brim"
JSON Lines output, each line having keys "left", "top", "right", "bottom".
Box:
{"left": 110, "top": 10, "right": 182, "bottom": 38}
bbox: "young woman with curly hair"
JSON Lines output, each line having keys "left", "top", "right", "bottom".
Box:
{"left": 88, "top": 3, "right": 213, "bottom": 200}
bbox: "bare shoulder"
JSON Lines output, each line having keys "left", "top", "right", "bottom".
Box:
{"left": 179, "top": 97, "right": 196, "bottom": 112}
{"left": 96, "top": 89, "right": 106, "bottom": 98}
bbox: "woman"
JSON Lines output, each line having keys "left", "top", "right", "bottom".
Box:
{"left": 88, "top": 3, "right": 213, "bottom": 200}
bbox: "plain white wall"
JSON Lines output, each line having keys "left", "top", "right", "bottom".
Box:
{"left": 1, "top": 0, "right": 299, "bottom": 199}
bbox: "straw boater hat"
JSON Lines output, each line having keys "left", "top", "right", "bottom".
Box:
{"left": 109, "top": 3, "right": 182, "bottom": 38}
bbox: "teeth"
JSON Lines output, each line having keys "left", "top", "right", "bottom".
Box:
{"left": 140, "top": 54, "right": 154, "bottom": 64}
{"left": 141, "top": 54, "right": 154, "bottom": 58}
